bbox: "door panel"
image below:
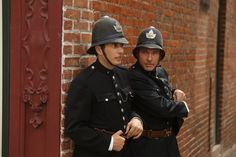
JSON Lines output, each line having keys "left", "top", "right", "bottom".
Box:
{"left": 10, "top": 0, "right": 62, "bottom": 157}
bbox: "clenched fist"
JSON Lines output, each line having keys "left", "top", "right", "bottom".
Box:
{"left": 173, "top": 89, "right": 186, "bottom": 101}
{"left": 125, "top": 117, "right": 143, "bottom": 139}
{"left": 112, "top": 130, "right": 126, "bottom": 151}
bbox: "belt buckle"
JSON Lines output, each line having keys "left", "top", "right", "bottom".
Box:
{"left": 164, "top": 129, "right": 172, "bottom": 136}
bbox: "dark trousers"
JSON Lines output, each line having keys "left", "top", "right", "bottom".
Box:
{"left": 73, "top": 143, "right": 130, "bottom": 157}
{"left": 129, "top": 135, "right": 181, "bottom": 157}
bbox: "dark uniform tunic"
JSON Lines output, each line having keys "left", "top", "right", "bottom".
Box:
{"left": 65, "top": 60, "right": 136, "bottom": 157}
{"left": 129, "top": 62, "right": 189, "bottom": 157}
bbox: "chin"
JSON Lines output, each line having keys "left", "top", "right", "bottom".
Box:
{"left": 116, "top": 61, "right": 122, "bottom": 65}
{"left": 144, "top": 67, "right": 154, "bottom": 72}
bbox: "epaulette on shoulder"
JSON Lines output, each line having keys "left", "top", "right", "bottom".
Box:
{"left": 76, "top": 64, "right": 96, "bottom": 80}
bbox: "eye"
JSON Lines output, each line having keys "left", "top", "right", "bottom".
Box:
{"left": 140, "top": 49, "right": 148, "bottom": 55}
{"left": 152, "top": 50, "right": 158, "bottom": 53}
{"left": 152, "top": 49, "right": 160, "bottom": 55}
{"left": 113, "top": 43, "right": 124, "bottom": 48}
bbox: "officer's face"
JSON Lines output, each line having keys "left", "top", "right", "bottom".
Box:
{"left": 138, "top": 48, "right": 160, "bottom": 72}
{"left": 97, "top": 43, "right": 125, "bottom": 69}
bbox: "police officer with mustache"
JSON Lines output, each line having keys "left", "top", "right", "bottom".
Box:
{"left": 129, "top": 26, "right": 189, "bottom": 157}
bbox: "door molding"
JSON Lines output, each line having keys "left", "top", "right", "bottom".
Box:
{"left": 9, "top": 0, "right": 62, "bottom": 157}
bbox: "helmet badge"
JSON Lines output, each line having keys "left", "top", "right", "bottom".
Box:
{"left": 146, "top": 29, "right": 156, "bottom": 39}
{"left": 113, "top": 22, "right": 123, "bottom": 32}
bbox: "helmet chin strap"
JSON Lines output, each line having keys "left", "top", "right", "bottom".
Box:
{"left": 100, "top": 46, "right": 116, "bottom": 67}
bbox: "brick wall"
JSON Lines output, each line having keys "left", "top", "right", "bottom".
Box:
{"left": 221, "top": 0, "right": 236, "bottom": 152}
{"left": 61, "top": 1, "right": 94, "bottom": 157}
{"left": 61, "top": 0, "right": 236, "bottom": 157}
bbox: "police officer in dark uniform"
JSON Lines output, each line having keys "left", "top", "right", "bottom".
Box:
{"left": 64, "top": 16, "right": 143, "bottom": 157}
{"left": 129, "top": 26, "right": 189, "bottom": 157}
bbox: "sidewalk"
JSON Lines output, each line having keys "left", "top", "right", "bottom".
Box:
{"left": 222, "top": 145, "right": 236, "bottom": 157}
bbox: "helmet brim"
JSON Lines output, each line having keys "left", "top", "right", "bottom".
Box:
{"left": 133, "top": 44, "right": 165, "bottom": 60}
{"left": 87, "top": 37, "right": 129, "bottom": 54}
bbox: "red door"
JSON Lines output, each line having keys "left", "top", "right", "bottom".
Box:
{"left": 9, "top": 0, "right": 62, "bottom": 157}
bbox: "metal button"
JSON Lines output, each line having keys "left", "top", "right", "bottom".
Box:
{"left": 112, "top": 76, "right": 115, "bottom": 80}
{"left": 91, "top": 66, "right": 95, "bottom": 69}
{"left": 117, "top": 92, "right": 120, "bottom": 96}
{"left": 122, "top": 116, "right": 125, "bottom": 121}
{"left": 121, "top": 108, "right": 124, "bottom": 112}
{"left": 124, "top": 125, "right": 126, "bottom": 129}
{"left": 105, "top": 98, "right": 109, "bottom": 102}
{"left": 119, "top": 100, "right": 122, "bottom": 104}
{"left": 115, "top": 84, "right": 118, "bottom": 88}
{"left": 107, "top": 71, "right": 110, "bottom": 74}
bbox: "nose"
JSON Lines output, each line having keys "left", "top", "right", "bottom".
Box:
{"left": 117, "top": 46, "right": 124, "bottom": 55}
{"left": 147, "top": 53, "right": 152, "bottom": 61}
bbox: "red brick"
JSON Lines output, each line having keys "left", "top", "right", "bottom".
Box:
{"left": 61, "top": 140, "right": 72, "bottom": 150}
{"left": 82, "top": 10, "right": 94, "bottom": 20}
{"left": 64, "top": 9, "right": 80, "bottom": 19}
{"left": 74, "top": 45, "right": 87, "bottom": 55}
{"left": 164, "top": 9, "right": 174, "bottom": 17}
{"left": 61, "top": 94, "right": 67, "bottom": 105}
{"left": 81, "top": 33, "right": 91, "bottom": 43}
{"left": 79, "top": 56, "right": 96, "bottom": 68}
{"left": 63, "top": 45, "right": 72, "bottom": 54}
{"left": 74, "top": 21, "right": 90, "bottom": 31}
{"left": 62, "top": 82, "right": 70, "bottom": 92}
{"left": 64, "top": 0, "right": 72, "bottom": 6}
{"left": 63, "top": 70, "right": 72, "bottom": 80}
{"left": 64, "top": 57, "right": 80, "bottom": 67}
{"left": 92, "top": 1, "right": 105, "bottom": 11}
{"left": 74, "top": 0, "right": 88, "bottom": 8}
{"left": 64, "top": 21, "right": 72, "bottom": 30}
{"left": 64, "top": 33, "right": 80, "bottom": 42}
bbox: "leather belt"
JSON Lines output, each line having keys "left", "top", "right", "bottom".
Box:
{"left": 142, "top": 128, "right": 173, "bottom": 138}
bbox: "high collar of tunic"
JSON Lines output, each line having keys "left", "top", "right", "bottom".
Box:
{"left": 94, "top": 59, "right": 114, "bottom": 75}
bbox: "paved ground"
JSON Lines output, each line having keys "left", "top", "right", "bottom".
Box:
{"left": 223, "top": 147, "right": 236, "bottom": 157}
{"left": 228, "top": 151, "right": 236, "bottom": 157}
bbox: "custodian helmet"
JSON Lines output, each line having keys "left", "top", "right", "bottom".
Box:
{"left": 133, "top": 26, "right": 165, "bottom": 60}
{"left": 87, "top": 16, "right": 128, "bottom": 54}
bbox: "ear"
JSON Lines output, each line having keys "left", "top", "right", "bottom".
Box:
{"left": 95, "top": 46, "right": 103, "bottom": 56}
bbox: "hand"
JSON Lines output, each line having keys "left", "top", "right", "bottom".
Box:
{"left": 173, "top": 89, "right": 186, "bottom": 101}
{"left": 125, "top": 117, "right": 143, "bottom": 139}
{"left": 112, "top": 130, "right": 126, "bottom": 151}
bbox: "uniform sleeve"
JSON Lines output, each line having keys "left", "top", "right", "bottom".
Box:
{"left": 64, "top": 77, "right": 111, "bottom": 153}
{"left": 130, "top": 74, "right": 188, "bottom": 118}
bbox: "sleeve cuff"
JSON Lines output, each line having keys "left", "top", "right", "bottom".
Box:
{"left": 108, "top": 136, "right": 113, "bottom": 151}
{"left": 182, "top": 101, "right": 190, "bottom": 112}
